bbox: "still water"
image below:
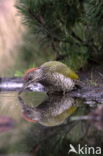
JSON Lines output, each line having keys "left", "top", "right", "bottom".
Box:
{"left": 0, "top": 91, "right": 102, "bottom": 156}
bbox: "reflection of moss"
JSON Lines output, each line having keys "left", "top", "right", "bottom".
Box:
{"left": 22, "top": 92, "right": 47, "bottom": 107}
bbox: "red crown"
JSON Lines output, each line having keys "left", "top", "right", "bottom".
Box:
{"left": 24, "top": 68, "right": 38, "bottom": 80}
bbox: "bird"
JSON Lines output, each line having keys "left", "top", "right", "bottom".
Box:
{"left": 18, "top": 94, "right": 78, "bottom": 127}
{"left": 22, "top": 61, "right": 79, "bottom": 94}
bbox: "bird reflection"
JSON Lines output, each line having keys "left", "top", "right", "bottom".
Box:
{"left": 18, "top": 94, "right": 78, "bottom": 127}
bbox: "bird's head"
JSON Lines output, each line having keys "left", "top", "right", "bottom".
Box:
{"left": 22, "top": 107, "right": 40, "bottom": 123}
{"left": 24, "top": 68, "right": 38, "bottom": 81}
{"left": 18, "top": 67, "right": 45, "bottom": 95}
{"left": 18, "top": 96, "right": 40, "bottom": 123}
{"left": 24, "top": 67, "right": 43, "bottom": 84}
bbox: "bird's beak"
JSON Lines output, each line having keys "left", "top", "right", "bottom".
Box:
{"left": 18, "top": 82, "right": 27, "bottom": 95}
{"left": 18, "top": 77, "right": 37, "bottom": 95}
{"left": 18, "top": 80, "right": 46, "bottom": 95}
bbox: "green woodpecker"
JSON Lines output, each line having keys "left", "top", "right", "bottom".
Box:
{"left": 18, "top": 95, "right": 77, "bottom": 127}
{"left": 23, "top": 61, "right": 79, "bottom": 93}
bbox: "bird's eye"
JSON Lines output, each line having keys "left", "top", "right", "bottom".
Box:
{"left": 27, "top": 75, "right": 33, "bottom": 81}
{"left": 26, "top": 109, "right": 31, "bottom": 114}
{"left": 24, "top": 73, "right": 33, "bottom": 81}
{"left": 24, "top": 69, "right": 34, "bottom": 81}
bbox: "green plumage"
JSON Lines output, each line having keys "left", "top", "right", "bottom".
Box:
{"left": 41, "top": 61, "right": 79, "bottom": 79}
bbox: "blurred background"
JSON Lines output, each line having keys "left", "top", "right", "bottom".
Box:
{"left": 0, "top": 0, "right": 103, "bottom": 155}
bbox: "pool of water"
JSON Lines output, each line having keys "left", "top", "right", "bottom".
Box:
{"left": 0, "top": 91, "right": 102, "bottom": 155}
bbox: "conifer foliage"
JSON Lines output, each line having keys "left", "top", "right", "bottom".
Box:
{"left": 17, "top": 0, "right": 103, "bottom": 69}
